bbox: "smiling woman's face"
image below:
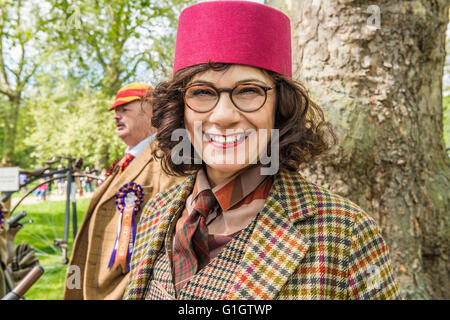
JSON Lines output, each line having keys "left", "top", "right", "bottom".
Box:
{"left": 184, "top": 64, "right": 276, "bottom": 185}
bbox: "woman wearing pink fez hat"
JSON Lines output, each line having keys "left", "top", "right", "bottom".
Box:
{"left": 124, "top": 1, "right": 400, "bottom": 300}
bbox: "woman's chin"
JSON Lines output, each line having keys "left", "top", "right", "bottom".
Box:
{"left": 203, "top": 160, "right": 251, "bottom": 177}
{"left": 200, "top": 145, "right": 261, "bottom": 177}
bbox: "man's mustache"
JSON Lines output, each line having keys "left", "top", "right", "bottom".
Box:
{"left": 116, "top": 121, "right": 125, "bottom": 127}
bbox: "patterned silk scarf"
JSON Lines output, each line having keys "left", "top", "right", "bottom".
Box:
{"left": 172, "top": 189, "right": 217, "bottom": 292}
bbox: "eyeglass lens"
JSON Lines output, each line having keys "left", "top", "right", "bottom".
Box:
{"left": 184, "top": 84, "right": 267, "bottom": 112}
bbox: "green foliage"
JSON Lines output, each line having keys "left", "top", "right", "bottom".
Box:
{"left": 0, "top": 0, "right": 60, "bottom": 164}
{"left": 47, "top": 0, "right": 192, "bottom": 95}
{"left": 0, "top": 0, "right": 195, "bottom": 166}
{"left": 24, "top": 77, "right": 124, "bottom": 169}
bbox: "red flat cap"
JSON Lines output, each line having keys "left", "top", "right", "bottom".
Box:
{"left": 110, "top": 83, "right": 152, "bottom": 111}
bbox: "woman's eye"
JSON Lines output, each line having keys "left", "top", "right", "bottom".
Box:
{"left": 235, "top": 86, "right": 264, "bottom": 95}
{"left": 188, "top": 87, "right": 216, "bottom": 97}
{"left": 196, "top": 90, "right": 214, "bottom": 95}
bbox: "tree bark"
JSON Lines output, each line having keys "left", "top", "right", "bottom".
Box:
{"left": 267, "top": 0, "right": 450, "bottom": 299}
{"left": 1, "top": 98, "right": 20, "bottom": 165}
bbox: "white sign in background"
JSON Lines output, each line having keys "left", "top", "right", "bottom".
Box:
{"left": 0, "top": 167, "right": 20, "bottom": 192}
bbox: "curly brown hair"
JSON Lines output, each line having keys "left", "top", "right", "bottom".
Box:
{"left": 151, "top": 62, "right": 336, "bottom": 176}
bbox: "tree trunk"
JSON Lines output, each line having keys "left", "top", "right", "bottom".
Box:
{"left": 267, "top": 0, "right": 450, "bottom": 299}
{"left": 1, "top": 99, "right": 20, "bottom": 165}
{"left": 97, "top": 143, "right": 110, "bottom": 171}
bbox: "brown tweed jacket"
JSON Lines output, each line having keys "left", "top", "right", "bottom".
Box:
{"left": 63, "top": 141, "right": 182, "bottom": 300}
{"left": 124, "top": 169, "right": 401, "bottom": 300}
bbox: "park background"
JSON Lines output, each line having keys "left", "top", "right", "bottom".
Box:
{"left": 0, "top": 0, "right": 449, "bottom": 299}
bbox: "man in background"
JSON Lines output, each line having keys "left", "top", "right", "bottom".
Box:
{"left": 64, "top": 83, "right": 181, "bottom": 299}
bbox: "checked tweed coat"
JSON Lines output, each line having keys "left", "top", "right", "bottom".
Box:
{"left": 124, "top": 169, "right": 401, "bottom": 300}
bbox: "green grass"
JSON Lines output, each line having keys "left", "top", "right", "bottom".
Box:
{"left": 12, "top": 198, "right": 90, "bottom": 300}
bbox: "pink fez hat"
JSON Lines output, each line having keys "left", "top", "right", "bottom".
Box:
{"left": 173, "top": 1, "right": 292, "bottom": 78}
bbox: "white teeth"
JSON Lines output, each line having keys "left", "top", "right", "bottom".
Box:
{"left": 208, "top": 133, "right": 246, "bottom": 144}
{"left": 225, "top": 136, "right": 234, "bottom": 144}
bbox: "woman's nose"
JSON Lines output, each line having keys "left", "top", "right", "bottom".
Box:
{"left": 208, "top": 92, "right": 240, "bottom": 124}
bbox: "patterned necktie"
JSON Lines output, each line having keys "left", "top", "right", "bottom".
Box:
{"left": 106, "top": 158, "right": 121, "bottom": 178}
{"left": 117, "top": 153, "right": 135, "bottom": 176}
{"left": 172, "top": 189, "right": 217, "bottom": 292}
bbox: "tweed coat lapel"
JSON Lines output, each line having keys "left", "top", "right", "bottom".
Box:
{"left": 83, "top": 170, "right": 117, "bottom": 213}
{"left": 73, "top": 164, "right": 117, "bottom": 239}
{"left": 226, "top": 170, "right": 316, "bottom": 300}
{"left": 126, "top": 174, "right": 196, "bottom": 299}
{"left": 98, "top": 143, "right": 154, "bottom": 208}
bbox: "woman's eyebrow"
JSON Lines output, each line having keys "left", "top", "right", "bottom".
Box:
{"left": 188, "top": 80, "right": 213, "bottom": 85}
{"left": 188, "top": 78, "right": 270, "bottom": 86}
{"left": 235, "top": 78, "right": 269, "bottom": 85}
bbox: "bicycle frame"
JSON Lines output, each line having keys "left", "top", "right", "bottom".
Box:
{"left": 2, "top": 160, "right": 103, "bottom": 264}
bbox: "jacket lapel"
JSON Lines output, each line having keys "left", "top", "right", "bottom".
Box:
{"left": 129, "top": 174, "right": 196, "bottom": 299}
{"left": 227, "top": 170, "right": 317, "bottom": 300}
{"left": 84, "top": 170, "right": 116, "bottom": 214}
{"left": 97, "top": 143, "right": 154, "bottom": 208}
{"left": 71, "top": 165, "right": 118, "bottom": 249}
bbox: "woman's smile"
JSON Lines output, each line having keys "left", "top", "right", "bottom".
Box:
{"left": 205, "top": 131, "right": 251, "bottom": 149}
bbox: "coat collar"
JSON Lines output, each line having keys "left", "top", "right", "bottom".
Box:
{"left": 96, "top": 141, "right": 156, "bottom": 208}
{"left": 133, "top": 169, "right": 318, "bottom": 300}
{"left": 130, "top": 174, "right": 195, "bottom": 299}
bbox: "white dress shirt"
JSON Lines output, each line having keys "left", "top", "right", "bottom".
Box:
{"left": 125, "top": 134, "right": 156, "bottom": 159}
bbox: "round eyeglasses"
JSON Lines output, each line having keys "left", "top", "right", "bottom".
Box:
{"left": 182, "top": 83, "right": 274, "bottom": 113}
